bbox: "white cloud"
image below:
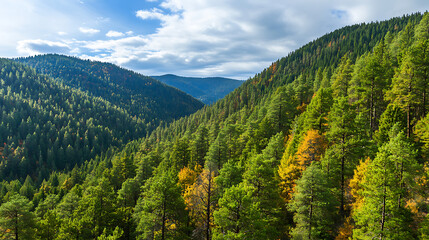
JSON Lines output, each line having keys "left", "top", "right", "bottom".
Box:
{"left": 3, "top": 0, "right": 429, "bottom": 78}
{"left": 106, "top": 30, "right": 125, "bottom": 37}
{"left": 0, "top": 0, "right": 95, "bottom": 57}
{"left": 124, "top": 0, "right": 429, "bottom": 78}
{"left": 79, "top": 27, "right": 100, "bottom": 34}
{"left": 136, "top": 8, "right": 167, "bottom": 20}
{"left": 58, "top": 31, "right": 68, "bottom": 36}
{"left": 17, "top": 39, "right": 71, "bottom": 55}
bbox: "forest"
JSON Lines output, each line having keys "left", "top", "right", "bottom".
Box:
{"left": 0, "top": 56, "right": 203, "bottom": 181}
{"left": 0, "top": 12, "right": 428, "bottom": 240}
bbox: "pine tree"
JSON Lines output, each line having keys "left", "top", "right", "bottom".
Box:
{"left": 415, "top": 113, "right": 429, "bottom": 160}
{"left": 110, "top": 153, "right": 136, "bottom": 190}
{"left": 331, "top": 55, "right": 353, "bottom": 98}
{"left": 0, "top": 194, "right": 36, "bottom": 240}
{"left": 374, "top": 104, "right": 406, "bottom": 145}
{"left": 191, "top": 126, "right": 210, "bottom": 168}
{"left": 242, "top": 153, "right": 283, "bottom": 238}
{"left": 353, "top": 126, "right": 419, "bottom": 239}
{"left": 303, "top": 87, "right": 333, "bottom": 133}
{"left": 213, "top": 183, "right": 268, "bottom": 240}
{"left": 74, "top": 177, "right": 117, "bottom": 238}
{"left": 267, "top": 86, "right": 298, "bottom": 133}
{"left": 204, "top": 132, "right": 227, "bottom": 171}
{"left": 411, "top": 12, "right": 429, "bottom": 118}
{"left": 170, "top": 138, "right": 191, "bottom": 170}
{"left": 387, "top": 52, "right": 419, "bottom": 137}
{"left": 134, "top": 170, "right": 188, "bottom": 240}
{"left": 349, "top": 40, "right": 393, "bottom": 135}
{"left": 324, "top": 97, "right": 370, "bottom": 219}
{"left": 289, "top": 162, "right": 338, "bottom": 240}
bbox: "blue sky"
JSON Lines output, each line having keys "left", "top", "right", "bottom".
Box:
{"left": 1, "top": 0, "right": 429, "bottom": 79}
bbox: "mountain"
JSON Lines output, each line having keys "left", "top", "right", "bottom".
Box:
{"left": 1, "top": 12, "right": 429, "bottom": 240}
{"left": 16, "top": 54, "right": 204, "bottom": 124}
{"left": 152, "top": 74, "right": 243, "bottom": 104}
{"left": 0, "top": 58, "right": 148, "bottom": 180}
{"left": 0, "top": 55, "right": 203, "bottom": 180}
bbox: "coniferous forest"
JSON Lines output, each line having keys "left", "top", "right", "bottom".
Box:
{"left": 1, "top": 12, "right": 429, "bottom": 240}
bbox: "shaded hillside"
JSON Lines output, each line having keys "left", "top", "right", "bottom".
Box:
{"left": 152, "top": 74, "right": 243, "bottom": 104}
{"left": 0, "top": 58, "right": 147, "bottom": 180}
{"left": 16, "top": 55, "right": 204, "bottom": 127}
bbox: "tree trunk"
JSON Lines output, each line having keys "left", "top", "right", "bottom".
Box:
{"left": 340, "top": 147, "right": 345, "bottom": 219}
{"left": 380, "top": 164, "right": 387, "bottom": 240}
{"left": 308, "top": 188, "right": 313, "bottom": 240}
{"left": 407, "top": 78, "right": 412, "bottom": 138}
{"left": 398, "top": 159, "right": 404, "bottom": 208}
{"left": 162, "top": 198, "right": 166, "bottom": 240}
{"left": 206, "top": 171, "right": 212, "bottom": 240}
{"left": 15, "top": 211, "right": 19, "bottom": 240}
{"left": 407, "top": 104, "right": 411, "bottom": 138}
{"left": 370, "top": 77, "right": 375, "bottom": 138}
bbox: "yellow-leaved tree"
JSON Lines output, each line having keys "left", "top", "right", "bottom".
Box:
{"left": 278, "top": 129, "right": 327, "bottom": 201}
{"left": 183, "top": 169, "right": 217, "bottom": 240}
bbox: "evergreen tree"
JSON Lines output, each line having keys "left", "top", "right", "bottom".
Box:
{"left": 353, "top": 126, "right": 418, "bottom": 239}
{"left": 411, "top": 12, "right": 429, "bottom": 118}
{"left": 289, "top": 163, "right": 338, "bottom": 240}
{"left": 213, "top": 183, "right": 268, "bottom": 240}
{"left": 349, "top": 40, "right": 393, "bottom": 135}
{"left": 170, "top": 138, "right": 191, "bottom": 170}
{"left": 303, "top": 87, "right": 333, "bottom": 133}
{"left": 134, "top": 170, "right": 188, "bottom": 240}
{"left": 0, "top": 194, "right": 36, "bottom": 240}
{"left": 331, "top": 55, "right": 353, "bottom": 98}
{"left": 386, "top": 53, "right": 419, "bottom": 137}
{"left": 191, "top": 126, "right": 210, "bottom": 168}
{"left": 324, "top": 97, "right": 369, "bottom": 218}
{"left": 242, "top": 153, "right": 283, "bottom": 238}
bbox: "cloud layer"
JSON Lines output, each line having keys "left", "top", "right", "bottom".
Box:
{"left": 4, "top": 0, "right": 429, "bottom": 79}
{"left": 79, "top": 27, "right": 100, "bottom": 34}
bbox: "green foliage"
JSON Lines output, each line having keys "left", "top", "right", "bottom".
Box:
{"left": 303, "top": 87, "right": 333, "bottom": 133}
{"left": 0, "top": 194, "right": 36, "bottom": 240}
{"left": 0, "top": 58, "right": 146, "bottom": 180}
{"left": 0, "top": 12, "right": 428, "bottom": 240}
{"left": 134, "top": 170, "right": 188, "bottom": 240}
{"left": 213, "top": 183, "right": 268, "bottom": 240}
{"left": 331, "top": 54, "right": 353, "bottom": 98}
{"left": 97, "top": 227, "right": 124, "bottom": 240}
{"left": 17, "top": 54, "right": 203, "bottom": 122}
{"left": 289, "top": 163, "right": 338, "bottom": 240}
{"left": 353, "top": 126, "right": 419, "bottom": 240}
{"left": 374, "top": 104, "right": 406, "bottom": 145}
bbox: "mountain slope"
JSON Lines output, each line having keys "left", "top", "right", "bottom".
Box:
{"left": 0, "top": 58, "right": 150, "bottom": 180}
{"left": 152, "top": 74, "right": 243, "bottom": 104}
{"left": 16, "top": 54, "right": 204, "bottom": 125}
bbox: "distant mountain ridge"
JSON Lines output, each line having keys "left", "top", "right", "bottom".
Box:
{"left": 16, "top": 55, "right": 204, "bottom": 124}
{"left": 0, "top": 55, "right": 203, "bottom": 179}
{"left": 152, "top": 74, "right": 243, "bottom": 104}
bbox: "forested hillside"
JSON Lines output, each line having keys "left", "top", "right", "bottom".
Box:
{"left": 16, "top": 54, "right": 204, "bottom": 124}
{"left": 152, "top": 74, "right": 243, "bottom": 104}
{"left": 0, "top": 56, "right": 203, "bottom": 182}
{"left": 1, "top": 12, "right": 429, "bottom": 240}
{"left": 0, "top": 58, "right": 151, "bottom": 181}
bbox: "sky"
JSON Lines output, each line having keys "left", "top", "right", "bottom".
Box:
{"left": 1, "top": 0, "right": 428, "bottom": 79}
